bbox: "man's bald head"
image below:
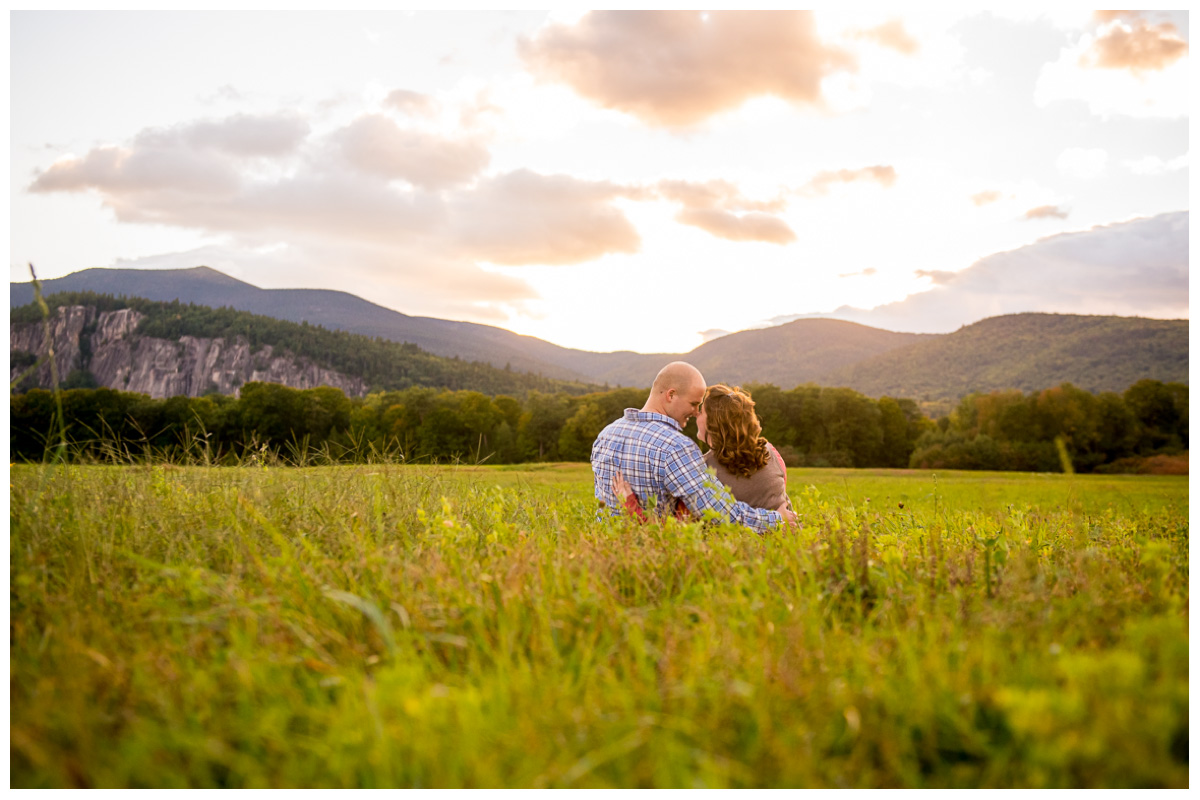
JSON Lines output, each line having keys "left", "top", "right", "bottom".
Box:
{"left": 651, "top": 361, "right": 704, "bottom": 395}
{"left": 644, "top": 361, "right": 706, "bottom": 427}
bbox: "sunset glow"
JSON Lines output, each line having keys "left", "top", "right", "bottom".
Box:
{"left": 9, "top": 10, "right": 1189, "bottom": 354}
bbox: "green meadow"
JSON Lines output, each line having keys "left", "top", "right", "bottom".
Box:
{"left": 9, "top": 463, "right": 1189, "bottom": 788}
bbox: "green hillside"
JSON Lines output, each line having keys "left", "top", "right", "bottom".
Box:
{"left": 9, "top": 267, "right": 599, "bottom": 382}
{"left": 823, "top": 313, "right": 1189, "bottom": 403}
{"left": 11, "top": 269, "right": 1189, "bottom": 403}
{"left": 5, "top": 268, "right": 932, "bottom": 387}
{"left": 683, "top": 318, "right": 933, "bottom": 390}
{"left": 10, "top": 292, "right": 601, "bottom": 397}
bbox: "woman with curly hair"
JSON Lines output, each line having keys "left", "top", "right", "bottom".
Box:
{"left": 613, "top": 383, "right": 791, "bottom": 520}
{"left": 694, "top": 383, "right": 791, "bottom": 512}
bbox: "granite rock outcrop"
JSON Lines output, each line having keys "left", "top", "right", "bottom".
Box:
{"left": 11, "top": 306, "right": 367, "bottom": 398}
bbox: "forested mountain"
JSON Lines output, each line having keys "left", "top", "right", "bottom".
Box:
{"left": 9, "top": 293, "right": 599, "bottom": 399}
{"left": 682, "top": 319, "right": 932, "bottom": 389}
{"left": 8, "top": 267, "right": 926, "bottom": 386}
{"left": 11, "top": 267, "right": 1188, "bottom": 402}
{"left": 9, "top": 266, "right": 600, "bottom": 382}
{"left": 823, "top": 313, "right": 1188, "bottom": 404}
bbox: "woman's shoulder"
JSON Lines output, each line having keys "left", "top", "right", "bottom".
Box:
{"left": 764, "top": 441, "right": 787, "bottom": 476}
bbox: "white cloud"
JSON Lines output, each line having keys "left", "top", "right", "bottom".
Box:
{"left": 27, "top": 108, "right": 651, "bottom": 321}
{"left": 699, "top": 328, "right": 732, "bottom": 343}
{"left": 772, "top": 211, "right": 1189, "bottom": 333}
{"left": 335, "top": 114, "right": 491, "bottom": 189}
{"left": 826, "top": 11, "right": 971, "bottom": 92}
{"left": 1123, "top": 153, "right": 1189, "bottom": 175}
{"left": 1055, "top": 147, "right": 1108, "bottom": 179}
{"left": 519, "top": 11, "right": 856, "bottom": 128}
{"left": 1034, "top": 21, "right": 1188, "bottom": 119}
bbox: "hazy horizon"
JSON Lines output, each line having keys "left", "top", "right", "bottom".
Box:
{"left": 12, "top": 252, "right": 1189, "bottom": 358}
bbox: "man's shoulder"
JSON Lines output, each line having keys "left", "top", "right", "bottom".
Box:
{"left": 601, "top": 409, "right": 681, "bottom": 434}
{"left": 597, "top": 412, "right": 692, "bottom": 450}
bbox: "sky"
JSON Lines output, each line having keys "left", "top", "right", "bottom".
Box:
{"left": 8, "top": 9, "right": 1190, "bottom": 354}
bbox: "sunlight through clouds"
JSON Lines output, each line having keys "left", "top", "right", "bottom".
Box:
{"left": 1035, "top": 15, "right": 1189, "bottom": 119}
{"left": 10, "top": 10, "right": 1189, "bottom": 353}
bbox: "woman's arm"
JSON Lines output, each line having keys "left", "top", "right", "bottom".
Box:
{"left": 767, "top": 443, "right": 793, "bottom": 511}
{"left": 612, "top": 471, "right": 648, "bottom": 522}
{"left": 771, "top": 443, "right": 787, "bottom": 477}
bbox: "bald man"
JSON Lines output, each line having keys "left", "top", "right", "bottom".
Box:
{"left": 590, "top": 361, "right": 796, "bottom": 533}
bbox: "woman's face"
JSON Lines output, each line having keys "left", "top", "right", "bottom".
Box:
{"left": 696, "top": 403, "right": 709, "bottom": 444}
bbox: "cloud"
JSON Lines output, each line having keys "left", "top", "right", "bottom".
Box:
{"left": 518, "top": 11, "right": 856, "bottom": 128}
{"left": 449, "top": 169, "right": 642, "bottom": 265}
{"left": 851, "top": 19, "right": 919, "bottom": 55}
{"left": 1035, "top": 18, "right": 1188, "bottom": 118}
{"left": 839, "top": 267, "right": 878, "bottom": 278}
{"left": 800, "top": 165, "right": 896, "bottom": 196}
{"left": 336, "top": 114, "right": 490, "bottom": 189}
{"left": 1082, "top": 18, "right": 1188, "bottom": 73}
{"left": 27, "top": 110, "right": 646, "bottom": 320}
{"left": 198, "top": 84, "right": 245, "bottom": 105}
{"left": 699, "top": 328, "right": 732, "bottom": 343}
{"left": 457, "top": 90, "right": 505, "bottom": 130}
{"left": 1092, "top": 11, "right": 1139, "bottom": 24}
{"left": 31, "top": 145, "right": 240, "bottom": 196}
{"left": 656, "top": 179, "right": 786, "bottom": 214}
{"left": 168, "top": 113, "right": 310, "bottom": 157}
{"left": 384, "top": 89, "right": 439, "bottom": 117}
{"left": 1024, "top": 205, "right": 1069, "bottom": 220}
{"left": 971, "top": 190, "right": 1002, "bottom": 207}
{"left": 656, "top": 179, "right": 795, "bottom": 244}
{"left": 1123, "top": 153, "right": 1189, "bottom": 175}
{"left": 29, "top": 112, "right": 309, "bottom": 197}
{"left": 770, "top": 211, "right": 1189, "bottom": 333}
{"left": 675, "top": 208, "right": 797, "bottom": 245}
{"left": 1055, "top": 147, "right": 1108, "bottom": 179}
{"left": 914, "top": 269, "right": 955, "bottom": 286}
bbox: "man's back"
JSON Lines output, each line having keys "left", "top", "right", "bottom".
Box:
{"left": 591, "top": 408, "right": 782, "bottom": 533}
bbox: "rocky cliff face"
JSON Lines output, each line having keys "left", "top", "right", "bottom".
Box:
{"left": 11, "top": 306, "right": 368, "bottom": 399}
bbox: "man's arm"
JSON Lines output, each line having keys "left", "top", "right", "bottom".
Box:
{"left": 661, "top": 444, "right": 783, "bottom": 534}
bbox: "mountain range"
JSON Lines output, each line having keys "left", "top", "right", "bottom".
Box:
{"left": 11, "top": 266, "right": 1188, "bottom": 404}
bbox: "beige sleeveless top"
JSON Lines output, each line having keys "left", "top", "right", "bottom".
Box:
{"left": 702, "top": 442, "right": 791, "bottom": 511}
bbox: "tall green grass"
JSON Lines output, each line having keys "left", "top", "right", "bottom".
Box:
{"left": 9, "top": 463, "right": 1188, "bottom": 788}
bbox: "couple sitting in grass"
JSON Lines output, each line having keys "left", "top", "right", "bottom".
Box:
{"left": 590, "top": 361, "right": 796, "bottom": 532}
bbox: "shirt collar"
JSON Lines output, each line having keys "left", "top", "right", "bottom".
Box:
{"left": 623, "top": 407, "right": 682, "bottom": 430}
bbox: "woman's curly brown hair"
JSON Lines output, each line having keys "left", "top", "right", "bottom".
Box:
{"left": 702, "top": 384, "right": 770, "bottom": 478}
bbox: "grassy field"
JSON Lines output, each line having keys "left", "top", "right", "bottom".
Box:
{"left": 9, "top": 462, "right": 1189, "bottom": 788}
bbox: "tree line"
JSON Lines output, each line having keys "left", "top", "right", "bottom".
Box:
{"left": 909, "top": 379, "right": 1187, "bottom": 473}
{"left": 8, "top": 379, "right": 1186, "bottom": 471}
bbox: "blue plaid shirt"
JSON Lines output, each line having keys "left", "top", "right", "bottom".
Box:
{"left": 590, "top": 408, "right": 783, "bottom": 533}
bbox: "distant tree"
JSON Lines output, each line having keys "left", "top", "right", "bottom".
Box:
{"left": 297, "top": 386, "right": 353, "bottom": 441}
{"left": 1093, "top": 391, "right": 1139, "bottom": 463}
{"left": 557, "top": 401, "right": 607, "bottom": 462}
{"left": 493, "top": 395, "right": 523, "bottom": 429}
{"left": 877, "top": 396, "right": 930, "bottom": 468}
{"left": 10, "top": 389, "right": 60, "bottom": 460}
{"left": 1125, "top": 379, "right": 1188, "bottom": 453}
{"left": 61, "top": 369, "right": 99, "bottom": 390}
{"left": 518, "top": 391, "right": 572, "bottom": 461}
{"left": 456, "top": 391, "right": 504, "bottom": 458}
{"left": 236, "top": 382, "right": 304, "bottom": 444}
{"left": 818, "top": 387, "right": 883, "bottom": 467}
